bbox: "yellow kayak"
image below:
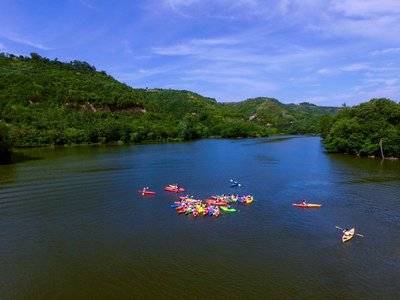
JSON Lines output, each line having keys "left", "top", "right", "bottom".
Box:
{"left": 292, "top": 203, "right": 322, "bottom": 208}
{"left": 244, "top": 196, "right": 254, "bottom": 204}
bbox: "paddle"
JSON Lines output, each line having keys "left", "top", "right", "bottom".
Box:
{"left": 335, "top": 226, "right": 364, "bottom": 237}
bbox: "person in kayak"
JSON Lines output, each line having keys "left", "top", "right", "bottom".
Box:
{"left": 302, "top": 200, "right": 307, "bottom": 205}
{"left": 343, "top": 228, "right": 351, "bottom": 236}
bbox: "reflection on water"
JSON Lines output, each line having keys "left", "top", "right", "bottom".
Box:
{"left": 0, "top": 137, "right": 399, "bottom": 299}
{"left": 0, "top": 164, "right": 17, "bottom": 185}
{"left": 330, "top": 154, "right": 400, "bottom": 186}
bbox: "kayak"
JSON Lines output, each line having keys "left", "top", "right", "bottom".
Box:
{"left": 230, "top": 179, "right": 241, "bottom": 187}
{"left": 243, "top": 196, "right": 254, "bottom": 204}
{"left": 220, "top": 206, "right": 237, "bottom": 213}
{"left": 292, "top": 203, "right": 322, "bottom": 208}
{"left": 213, "top": 210, "right": 221, "bottom": 218}
{"left": 342, "top": 228, "right": 355, "bottom": 243}
{"left": 176, "top": 208, "right": 187, "bottom": 214}
{"left": 206, "top": 199, "right": 228, "bottom": 206}
{"left": 181, "top": 198, "right": 198, "bottom": 203}
{"left": 164, "top": 185, "right": 185, "bottom": 193}
{"left": 138, "top": 190, "right": 156, "bottom": 195}
{"left": 228, "top": 195, "right": 238, "bottom": 203}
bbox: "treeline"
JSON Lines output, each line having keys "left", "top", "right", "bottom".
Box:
{"left": 320, "top": 98, "right": 400, "bottom": 158}
{"left": 0, "top": 52, "right": 336, "bottom": 147}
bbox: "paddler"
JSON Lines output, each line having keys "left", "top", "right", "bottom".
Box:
{"left": 342, "top": 228, "right": 352, "bottom": 237}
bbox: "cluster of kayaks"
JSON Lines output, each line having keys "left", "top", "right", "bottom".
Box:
{"left": 172, "top": 198, "right": 223, "bottom": 217}
{"left": 172, "top": 194, "right": 254, "bottom": 218}
{"left": 138, "top": 183, "right": 254, "bottom": 219}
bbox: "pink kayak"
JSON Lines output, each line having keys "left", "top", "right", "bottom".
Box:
{"left": 164, "top": 185, "right": 185, "bottom": 193}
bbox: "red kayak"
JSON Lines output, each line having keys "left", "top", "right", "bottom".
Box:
{"left": 164, "top": 185, "right": 185, "bottom": 193}
{"left": 138, "top": 190, "right": 156, "bottom": 196}
{"left": 206, "top": 199, "right": 228, "bottom": 206}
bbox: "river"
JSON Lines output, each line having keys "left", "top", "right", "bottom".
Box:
{"left": 0, "top": 136, "right": 399, "bottom": 299}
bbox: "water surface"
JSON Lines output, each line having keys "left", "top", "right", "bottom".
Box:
{"left": 1, "top": 137, "right": 399, "bottom": 299}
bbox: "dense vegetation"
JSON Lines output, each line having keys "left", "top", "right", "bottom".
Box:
{"left": 321, "top": 99, "right": 400, "bottom": 158}
{"left": 0, "top": 52, "right": 336, "bottom": 147}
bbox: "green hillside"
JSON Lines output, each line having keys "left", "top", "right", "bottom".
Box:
{"left": 0, "top": 52, "right": 336, "bottom": 150}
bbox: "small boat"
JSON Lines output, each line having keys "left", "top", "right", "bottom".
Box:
{"left": 342, "top": 228, "right": 355, "bottom": 243}
{"left": 292, "top": 203, "right": 321, "bottom": 208}
{"left": 138, "top": 189, "right": 156, "bottom": 196}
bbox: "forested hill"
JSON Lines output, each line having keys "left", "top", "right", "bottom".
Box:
{"left": 0, "top": 52, "right": 336, "bottom": 148}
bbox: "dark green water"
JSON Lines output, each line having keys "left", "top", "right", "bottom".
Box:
{"left": 1, "top": 137, "right": 399, "bottom": 299}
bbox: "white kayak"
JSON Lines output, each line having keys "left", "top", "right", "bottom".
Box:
{"left": 342, "top": 228, "right": 355, "bottom": 243}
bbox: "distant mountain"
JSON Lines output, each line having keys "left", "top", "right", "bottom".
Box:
{"left": 225, "top": 97, "right": 337, "bottom": 134}
{"left": 0, "top": 52, "right": 337, "bottom": 147}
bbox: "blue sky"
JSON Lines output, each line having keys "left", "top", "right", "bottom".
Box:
{"left": 1, "top": 0, "right": 400, "bottom": 105}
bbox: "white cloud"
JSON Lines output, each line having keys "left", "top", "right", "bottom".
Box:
{"left": 117, "top": 65, "right": 178, "bottom": 81}
{"left": 191, "top": 37, "right": 240, "bottom": 46}
{"left": 145, "top": 0, "right": 400, "bottom": 103}
{"left": 317, "top": 68, "right": 336, "bottom": 75}
{"left": 2, "top": 34, "right": 51, "bottom": 50}
{"left": 331, "top": 0, "right": 400, "bottom": 17}
{"left": 371, "top": 47, "right": 400, "bottom": 56}
{"left": 153, "top": 36, "right": 329, "bottom": 69}
{"left": 341, "top": 63, "right": 371, "bottom": 72}
{"left": 79, "top": 0, "right": 96, "bottom": 9}
{"left": 163, "top": 0, "right": 292, "bottom": 19}
{"left": 163, "top": 0, "right": 400, "bottom": 42}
